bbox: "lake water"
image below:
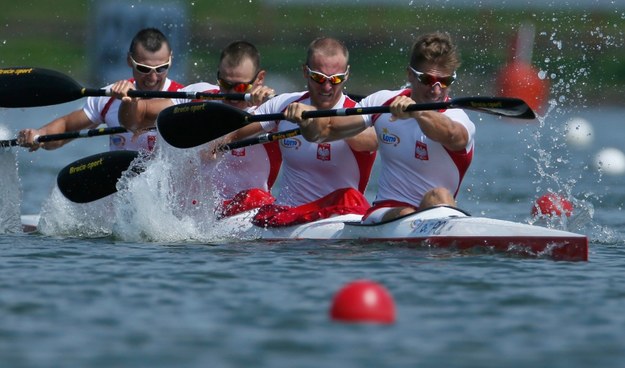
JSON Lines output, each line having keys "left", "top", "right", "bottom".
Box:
{"left": 1, "top": 102, "right": 625, "bottom": 367}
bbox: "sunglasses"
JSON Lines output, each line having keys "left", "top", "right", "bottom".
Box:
{"left": 217, "top": 71, "right": 260, "bottom": 93}
{"left": 130, "top": 55, "right": 171, "bottom": 75}
{"left": 409, "top": 66, "right": 456, "bottom": 88}
{"left": 306, "top": 65, "right": 349, "bottom": 85}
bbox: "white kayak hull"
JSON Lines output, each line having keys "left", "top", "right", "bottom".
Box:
{"left": 20, "top": 206, "right": 588, "bottom": 261}
{"left": 223, "top": 206, "right": 588, "bottom": 261}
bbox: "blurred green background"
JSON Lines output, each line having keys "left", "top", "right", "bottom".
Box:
{"left": 0, "top": 0, "right": 623, "bottom": 106}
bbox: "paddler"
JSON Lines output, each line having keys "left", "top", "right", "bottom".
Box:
{"left": 17, "top": 27, "right": 183, "bottom": 152}
{"left": 225, "top": 37, "right": 378, "bottom": 227}
{"left": 284, "top": 32, "right": 475, "bottom": 224}
{"left": 115, "top": 41, "right": 279, "bottom": 217}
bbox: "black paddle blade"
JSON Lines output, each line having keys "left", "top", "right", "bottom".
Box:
{"left": 57, "top": 151, "right": 140, "bottom": 203}
{"left": 451, "top": 97, "right": 536, "bottom": 120}
{"left": 0, "top": 67, "right": 86, "bottom": 107}
{"left": 156, "top": 101, "right": 251, "bottom": 148}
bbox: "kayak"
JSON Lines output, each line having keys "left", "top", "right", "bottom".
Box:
{"left": 19, "top": 206, "right": 588, "bottom": 261}
{"left": 220, "top": 205, "right": 588, "bottom": 261}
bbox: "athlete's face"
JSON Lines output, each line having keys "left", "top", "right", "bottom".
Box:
{"left": 218, "top": 57, "right": 265, "bottom": 109}
{"left": 127, "top": 43, "right": 171, "bottom": 91}
{"left": 304, "top": 53, "right": 349, "bottom": 110}
{"left": 408, "top": 63, "right": 456, "bottom": 104}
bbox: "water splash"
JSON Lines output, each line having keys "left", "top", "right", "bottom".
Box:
{"left": 112, "top": 137, "right": 242, "bottom": 243}
{"left": 0, "top": 132, "right": 22, "bottom": 233}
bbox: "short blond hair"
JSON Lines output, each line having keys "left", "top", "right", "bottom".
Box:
{"left": 410, "top": 32, "right": 460, "bottom": 71}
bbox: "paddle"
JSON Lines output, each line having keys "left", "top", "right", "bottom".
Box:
{"left": 157, "top": 96, "right": 536, "bottom": 148}
{"left": 220, "top": 128, "right": 301, "bottom": 151}
{"left": 57, "top": 150, "right": 141, "bottom": 203}
{"left": 0, "top": 126, "right": 132, "bottom": 148}
{"left": 0, "top": 67, "right": 250, "bottom": 108}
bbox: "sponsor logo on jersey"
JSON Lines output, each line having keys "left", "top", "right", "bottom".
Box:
{"left": 281, "top": 137, "right": 302, "bottom": 150}
{"left": 380, "top": 128, "right": 400, "bottom": 146}
{"left": 231, "top": 148, "right": 246, "bottom": 157}
{"left": 110, "top": 134, "right": 126, "bottom": 148}
{"left": 317, "top": 143, "right": 331, "bottom": 161}
{"left": 415, "top": 141, "right": 429, "bottom": 160}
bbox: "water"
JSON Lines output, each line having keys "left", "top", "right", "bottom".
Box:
{"left": 1, "top": 103, "right": 625, "bottom": 367}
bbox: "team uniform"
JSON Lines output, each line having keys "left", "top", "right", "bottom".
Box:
{"left": 83, "top": 78, "right": 183, "bottom": 151}
{"left": 257, "top": 91, "right": 376, "bottom": 206}
{"left": 173, "top": 82, "right": 282, "bottom": 213}
{"left": 249, "top": 92, "right": 376, "bottom": 227}
{"left": 359, "top": 88, "right": 475, "bottom": 220}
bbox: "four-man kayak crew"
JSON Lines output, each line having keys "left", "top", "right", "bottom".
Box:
{"left": 17, "top": 28, "right": 183, "bottom": 152}
{"left": 16, "top": 28, "right": 474, "bottom": 229}
{"left": 284, "top": 32, "right": 475, "bottom": 224}
{"left": 222, "top": 37, "right": 377, "bottom": 227}
{"left": 114, "top": 41, "right": 279, "bottom": 216}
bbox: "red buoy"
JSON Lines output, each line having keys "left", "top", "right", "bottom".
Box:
{"left": 329, "top": 280, "right": 396, "bottom": 324}
{"left": 531, "top": 193, "right": 574, "bottom": 217}
{"left": 495, "top": 23, "right": 549, "bottom": 114}
{"left": 496, "top": 61, "right": 549, "bottom": 114}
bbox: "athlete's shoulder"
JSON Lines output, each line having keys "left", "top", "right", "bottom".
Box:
{"left": 358, "top": 88, "right": 407, "bottom": 107}
{"left": 180, "top": 81, "right": 219, "bottom": 93}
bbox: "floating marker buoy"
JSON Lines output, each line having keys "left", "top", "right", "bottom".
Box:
{"left": 495, "top": 23, "right": 549, "bottom": 114}
{"left": 329, "top": 280, "right": 396, "bottom": 324}
{"left": 531, "top": 193, "right": 573, "bottom": 218}
{"left": 564, "top": 117, "right": 594, "bottom": 148}
{"left": 594, "top": 147, "right": 625, "bottom": 175}
{"left": 496, "top": 61, "right": 550, "bottom": 115}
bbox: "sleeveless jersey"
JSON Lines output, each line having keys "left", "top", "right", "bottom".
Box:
{"left": 256, "top": 92, "right": 376, "bottom": 206}
{"left": 83, "top": 78, "right": 184, "bottom": 151}
{"left": 360, "top": 89, "right": 475, "bottom": 207}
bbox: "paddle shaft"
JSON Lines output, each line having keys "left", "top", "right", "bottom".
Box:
{"left": 0, "top": 67, "right": 251, "bottom": 108}
{"left": 0, "top": 126, "right": 133, "bottom": 148}
{"left": 81, "top": 88, "right": 250, "bottom": 102}
{"left": 241, "top": 97, "right": 536, "bottom": 123}
{"left": 220, "top": 128, "right": 301, "bottom": 151}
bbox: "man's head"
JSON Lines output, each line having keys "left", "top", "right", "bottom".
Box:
{"left": 127, "top": 28, "right": 172, "bottom": 91}
{"left": 303, "top": 37, "right": 350, "bottom": 110}
{"left": 217, "top": 41, "right": 266, "bottom": 108}
{"left": 408, "top": 32, "right": 460, "bottom": 103}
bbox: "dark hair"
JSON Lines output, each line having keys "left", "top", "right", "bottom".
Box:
{"left": 128, "top": 28, "right": 171, "bottom": 55}
{"left": 306, "top": 37, "right": 349, "bottom": 66}
{"left": 219, "top": 41, "right": 261, "bottom": 73}
{"left": 410, "top": 32, "right": 460, "bottom": 71}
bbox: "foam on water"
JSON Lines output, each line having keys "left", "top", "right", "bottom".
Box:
{"left": 0, "top": 124, "right": 22, "bottom": 233}
{"left": 112, "top": 138, "right": 238, "bottom": 243}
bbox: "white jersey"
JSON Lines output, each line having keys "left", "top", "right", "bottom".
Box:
{"left": 83, "top": 78, "right": 183, "bottom": 151}
{"left": 257, "top": 92, "right": 375, "bottom": 206}
{"left": 177, "top": 82, "right": 282, "bottom": 200}
{"left": 360, "top": 89, "right": 475, "bottom": 207}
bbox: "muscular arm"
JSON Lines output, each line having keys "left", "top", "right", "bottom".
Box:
{"left": 18, "top": 109, "right": 96, "bottom": 151}
{"left": 118, "top": 98, "right": 173, "bottom": 131}
{"left": 284, "top": 102, "right": 368, "bottom": 143}
{"left": 412, "top": 111, "right": 468, "bottom": 151}
{"left": 225, "top": 122, "right": 264, "bottom": 143}
{"left": 390, "top": 96, "right": 468, "bottom": 151}
{"left": 345, "top": 126, "right": 378, "bottom": 152}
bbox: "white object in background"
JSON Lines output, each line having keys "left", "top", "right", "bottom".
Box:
{"left": 565, "top": 116, "right": 594, "bottom": 148}
{"left": 594, "top": 147, "right": 625, "bottom": 175}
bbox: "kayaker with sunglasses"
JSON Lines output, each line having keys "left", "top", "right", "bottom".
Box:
{"left": 116, "top": 41, "right": 279, "bottom": 217}
{"left": 224, "top": 37, "right": 378, "bottom": 227}
{"left": 18, "top": 27, "right": 183, "bottom": 152}
{"left": 285, "top": 32, "right": 475, "bottom": 224}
